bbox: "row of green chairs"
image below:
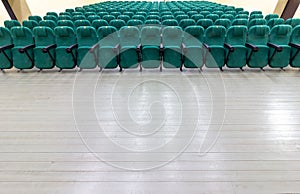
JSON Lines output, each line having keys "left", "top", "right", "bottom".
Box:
{"left": 1, "top": 25, "right": 300, "bottom": 72}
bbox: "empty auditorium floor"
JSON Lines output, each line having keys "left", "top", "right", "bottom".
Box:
{"left": 1, "top": 67, "right": 300, "bottom": 193}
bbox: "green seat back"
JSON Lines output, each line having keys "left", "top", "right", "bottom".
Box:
{"left": 22, "top": 20, "right": 38, "bottom": 30}
{"left": 58, "top": 15, "right": 72, "bottom": 21}
{"left": 214, "top": 19, "right": 231, "bottom": 28}
{"left": 162, "top": 19, "right": 178, "bottom": 26}
{"left": 43, "top": 15, "right": 58, "bottom": 23}
{"left": 197, "top": 19, "right": 213, "bottom": 29}
{"left": 221, "top": 14, "right": 234, "bottom": 20}
{"left": 269, "top": 24, "right": 292, "bottom": 45}
{"left": 132, "top": 15, "right": 146, "bottom": 22}
{"left": 109, "top": 19, "right": 126, "bottom": 30}
{"left": 47, "top": 12, "right": 58, "bottom": 17}
{"left": 28, "top": 15, "right": 42, "bottom": 23}
{"left": 231, "top": 19, "right": 248, "bottom": 26}
{"left": 207, "top": 14, "right": 219, "bottom": 22}
{"left": 4, "top": 20, "right": 21, "bottom": 30}
{"left": 267, "top": 18, "right": 285, "bottom": 29}
{"left": 74, "top": 20, "right": 91, "bottom": 29}
{"left": 191, "top": 14, "right": 204, "bottom": 21}
{"left": 92, "top": 19, "right": 109, "bottom": 30}
{"left": 127, "top": 19, "right": 143, "bottom": 27}
{"left": 97, "top": 26, "right": 118, "bottom": 46}
{"left": 145, "top": 19, "right": 161, "bottom": 25}
{"left": 118, "top": 15, "right": 131, "bottom": 23}
{"left": 235, "top": 14, "right": 248, "bottom": 19}
{"left": 285, "top": 18, "right": 300, "bottom": 28}
{"left": 57, "top": 20, "right": 75, "bottom": 29}
{"left": 248, "top": 19, "right": 267, "bottom": 29}
{"left": 39, "top": 20, "right": 56, "bottom": 30}
{"left": 179, "top": 19, "right": 196, "bottom": 29}
{"left": 265, "top": 14, "right": 279, "bottom": 21}
{"left": 184, "top": 25, "right": 204, "bottom": 45}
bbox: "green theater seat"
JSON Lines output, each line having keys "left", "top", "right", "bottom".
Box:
{"left": 76, "top": 26, "right": 98, "bottom": 69}
{"left": 267, "top": 24, "right": 292, "bottom": 68}
{"left": 0, "top": 27, "right": 13, "bottom": 70}
{"left": 140, "top": 26, "right": 161, "bottom": 69}
{"left": 119, "top": 26, "right": 140, "bottom": 69}
{"left": 203, "top": 25, "right": 226, "bottom": 70}
{"left": 97, "top": 26, "right": 119, "bottom": 69}
{"left": 162, "top": 26, "right": 183, "bottom": 68}
{"left": 33, "top": 26, "right": 56, "bottom": 70}
{"left": 11, "top": 26, "right": 35, "bottom": 70}
{"left": 54, "top": 26, "right": 78, "bottom": 70}
{"left": 182, "top": 25, "right": 204, "bottom": 69}
{"left": 246, "top": 25, "right": 270, "bottom": 69}
{"left": 225, "top": 25, "right": 248, "bottom": 69}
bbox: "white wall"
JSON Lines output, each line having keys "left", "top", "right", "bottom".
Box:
{"left": 294, "top": 6, "right": 300, "bottom": 18}
{"left": 0, "top": 2, "right": 10, "bottom": 25}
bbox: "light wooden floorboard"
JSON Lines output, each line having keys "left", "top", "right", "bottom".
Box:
{"left": 1, "top": 68, "right": 300, "bottom": 193}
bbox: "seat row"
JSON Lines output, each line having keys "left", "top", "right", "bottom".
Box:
{"left": 4, "top": 17, "right": 300, "bottom": 36}
{"left": 1, "top": 25, "right": 300, "bottom": 72}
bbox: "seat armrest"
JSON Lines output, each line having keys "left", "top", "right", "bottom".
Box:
{"left": 113, "top": 44, "right": 120, "bottom": 53}
{"left": 66, "top": 44, "right": 78, "bottom": 53}
{"left": 18, "top": 44, "right": 35, "bottom": 53}
{"left": 89, "top": 43, "right": 99, "bottom": 53}
{"left": 160, "top": 43, "right": 164, "bottom": 52}
{"left": 267, "top": 42, "right": 282, "bottom": 52}
{"left": 224, "top": 43, "right": 234, "bottom": 52}
{"left": 203, "top": 43, "right": 211, "bottom": 52}
{"left": 181, "top": 43, "right": 187, "bottom": 53}
{"left": 0, "top": 44, "right": 14, "bottom": 52}
{"left": 136, "top": 43, "right": 142, "bottom": 52}
{"left": 245, "top": 43, "right": 258, "bottom": 52}
{"left": 289, "top": 42, "right": 300, "bottom": 50}
{"left": 42, "top": 44, "right": 57, "bottom": 53}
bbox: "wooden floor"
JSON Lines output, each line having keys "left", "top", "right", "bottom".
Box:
{"left": 1, "top": 67, "right": 300, "bottom": 193}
